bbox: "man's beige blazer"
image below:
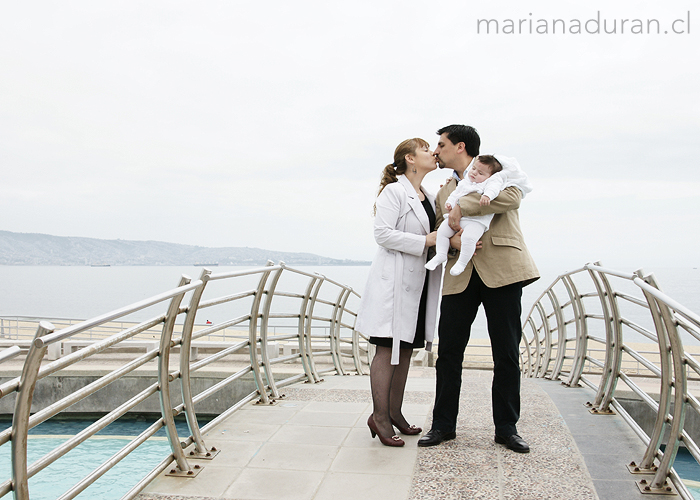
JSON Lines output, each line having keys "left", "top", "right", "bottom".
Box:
{"left": 435, "top": 178, "right": 539, "bottom": 295}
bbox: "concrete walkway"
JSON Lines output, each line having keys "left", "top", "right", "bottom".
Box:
{"left": 137, "top": 368, "right": 670, "bottom": 500}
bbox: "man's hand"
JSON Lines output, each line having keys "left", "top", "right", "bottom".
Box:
{"left": 448, "top": 203, "right": 462, "bottom": 231}
{"left": 448, "top": 230, "right": 463, "bottom": 250}
{"left": 480, "top": 195, "right": 491, "bottom": 206}
{"left": 449, "top": 230, "right": 483, "bottom": 255}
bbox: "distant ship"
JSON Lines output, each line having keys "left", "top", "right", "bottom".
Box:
{"left": 193, "top": 263, "right": 219, "bottom": 266}
{"left": 90, "top": 264, "right": 111, "bottom": 267}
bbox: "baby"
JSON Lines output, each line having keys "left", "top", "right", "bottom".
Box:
{"left": 425, "top": 154, "right": 531, "bottom": 276}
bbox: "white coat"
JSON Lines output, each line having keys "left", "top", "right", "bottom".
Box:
{"left": 354, "top": 174, "right": 441, "bottom": 365}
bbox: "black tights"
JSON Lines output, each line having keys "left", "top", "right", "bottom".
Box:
{"left": 369, "top": 345, "right": 413, "bottom": 437}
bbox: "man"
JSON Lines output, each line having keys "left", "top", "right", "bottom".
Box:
{"left": 417, "top": 124, "right": 539, "bottom": 453}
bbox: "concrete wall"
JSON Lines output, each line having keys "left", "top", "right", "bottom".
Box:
{"left": 617, "top": 397, "right": 700, "bottom": 447}
{"left": 0, "top": 372, "right": 257, "bottom": 416}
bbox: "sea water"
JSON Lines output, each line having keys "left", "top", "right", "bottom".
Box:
{"left": 0, "top": 264, "right": 698, "bottom": 342}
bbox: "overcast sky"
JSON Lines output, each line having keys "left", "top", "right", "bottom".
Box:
{"left": 1, "top": 1, "right": 698, "bottom": 272}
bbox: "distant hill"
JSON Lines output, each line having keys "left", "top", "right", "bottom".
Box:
{"left": 0, "top": 230, "right": 369, "bottom": 266}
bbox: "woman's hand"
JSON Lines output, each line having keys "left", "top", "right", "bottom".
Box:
{"left": 425, "top": 231, "right": 437, "bottom": 247}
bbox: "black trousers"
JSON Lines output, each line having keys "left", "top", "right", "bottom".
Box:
{"left": 432, "top": 270, "right": 523, "bottom": 437}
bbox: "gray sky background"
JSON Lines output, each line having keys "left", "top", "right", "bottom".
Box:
{"left": 2, "top": 1, "right": 699, "bottom": 272}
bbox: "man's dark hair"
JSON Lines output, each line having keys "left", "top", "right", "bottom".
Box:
{"left": 437, "top": 124, "right": 480, "bottom": 157}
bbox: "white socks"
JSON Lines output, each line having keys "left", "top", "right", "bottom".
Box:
{"left": 426, "top": 255, "right": 471, "bottom": 275}
{"left": 424, "top": 254, "right": 447, "bottom": 271}
{"left": 449, "top": 260, "right": 468, "bottom": 276}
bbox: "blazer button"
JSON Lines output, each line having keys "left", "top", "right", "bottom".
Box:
{"left": 405, "top": 286, "right": 410, "bottom": 291}
{"left": 409, "top": 267, "right": 414, "bottom": 272}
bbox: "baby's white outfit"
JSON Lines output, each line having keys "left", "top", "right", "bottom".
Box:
{"left": 425, "top": 155, "right": 532, "bottom": 276}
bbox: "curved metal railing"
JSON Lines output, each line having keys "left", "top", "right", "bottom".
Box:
{"left": 521, "top": 261, "right": 700, "bottom": 498}
{"left": 0, "top": 262, "right": 367, "bottom": 500}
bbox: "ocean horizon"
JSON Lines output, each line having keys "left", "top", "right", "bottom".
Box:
{"left": 1, "top": 264, "right": 698, "bottom": 345}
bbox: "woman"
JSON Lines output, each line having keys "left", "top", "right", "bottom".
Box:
{"left": 354, "top": 138, "right": 441, "bottom": 447}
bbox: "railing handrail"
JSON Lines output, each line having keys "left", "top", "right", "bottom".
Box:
{"left": 521, "top": 261, "right": 699, "bottom": 499}
{"left": 0, "top": 262, "right": 368, "bottom": 500}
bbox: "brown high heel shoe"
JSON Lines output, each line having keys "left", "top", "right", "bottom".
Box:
{"left": 391, "top": 418, "right": 422, "bottom": 435}
{"left": 367, "top": 415, "right": 405, "bottom": 447}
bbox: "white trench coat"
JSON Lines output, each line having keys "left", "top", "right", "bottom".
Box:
{"left": 354, "top": 175, "right": 441, "bottom": 365}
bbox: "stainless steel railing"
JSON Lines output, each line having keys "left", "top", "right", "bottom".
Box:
{"left": 522, "top": 262, "right": 700, "bottom": 498}
{"left": 0, "top": 262, "right": 367, "bottom": 500}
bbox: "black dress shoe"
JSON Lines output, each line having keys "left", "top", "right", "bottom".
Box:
{"left": 417, "top": 429, "right": 457, "bottom": 447}
{"left": 495, "top": 434, "right": 530, "bottom": 453}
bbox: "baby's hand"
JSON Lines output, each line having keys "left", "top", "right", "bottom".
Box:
{"left": 479, "top": 195, "right": 491, "bottom": 206}
{"left": 445, "top": 202, "right": 453, "bottom": 211}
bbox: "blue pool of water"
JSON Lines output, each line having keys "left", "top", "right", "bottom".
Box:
{"left": 0, "top": 416, "right": 206, "bottom": 500}
{"left": 668, "top": 447, "right": 700, "bottom": 499}
{"left": 2, "top": 416, "right": 699, "bottom": 499}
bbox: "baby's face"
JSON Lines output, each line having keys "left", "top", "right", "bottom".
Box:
{"left": 467, "top": 160, "right": 492, "bottom": 183}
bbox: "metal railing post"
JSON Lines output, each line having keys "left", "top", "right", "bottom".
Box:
{"left": 521, "top": 316, "right": 537, "bottom": 378}
{"left": 10, "top": 321, "right": 54, "bottom": 500}
{"left": 547, "top": 287, "right": 569, "bottom": 380}
{"left": 248, "top": 262, "right": 276, "bottom": 404}
{"left": 157, "top": 275, "right": 200, "bottom": 477}
{"left": 534, "top": 301, "right": 549, "bottom": 378}
{"left": 178, "top": 268, "right": 219, "bottom": 460}
{"left": 296, "top": 274, "right": 320, "bottom": 383}
{"left": 582, "top": 266, "right": 616, "bottom": 413}
{"left": 633, "top": 271, "right": 673, "bottom": 476}
{"left": 258, "top": 263, "right": 285, "bottom": 399}
{"left": 304, "top": 277, "right": 325, "bottom": 383}
{"left": 640, "top": 273, "right": 687, "bottom": 495}
{"left": 563, "top": 275, "right": 587, "bottom": 387}
{"left": 328, "top": 286, "right": 349, "bottom": 375}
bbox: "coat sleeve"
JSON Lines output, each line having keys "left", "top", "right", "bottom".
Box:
{"left": 458, "top": 185, "right": 521, "bottom": 217}
{"left": 446, "top": 180, "right": 478, "bottom": 209}
{"left": 374, "top": 185, "right": 426, "bottom": 257}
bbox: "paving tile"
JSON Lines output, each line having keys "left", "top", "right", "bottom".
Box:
{"left": 331, "top": 446, "right": 417, "bottom": 475}
{"left": 223, "top": 468, "right": 324, "bottom": 500}
{"left": 342, "top": 426, "right": 383, "bottom": 448}
{"left": 248, "top": 442, "right": 338, "bottom": 471}
{"left": 224, "top": 406, "right": 300, "bottom": 425}
{"left": 287, "top": 409, "right": 361, "bottom": 427}
{"left": 314, "top": 472, "right": 412, "bottom": 500}
{"left": 399, "top": 402, "right": 432, "bottom": 415}
{"left": 268, "top": 424, "right": 350, "bottom": 446}
{"left": 591, "top": 478, "right": 669, "bottom": 500}
{"left": 203, "top": 422, "right": 281, "bottom": 442}
{"left": 301, "top": 401, "right": 370, "bottom": 413}
{"left": 144, "top": 464, "right": 242, "bottom": 498}
{"left": 186, "top": 440, "right": 262, "bottom": 468}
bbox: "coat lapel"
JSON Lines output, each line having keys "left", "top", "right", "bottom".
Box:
{"left": 398, "top": 175, "right": 431, "bottom": 234}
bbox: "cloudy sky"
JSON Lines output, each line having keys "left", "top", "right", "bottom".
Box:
{"left": 1, "top": 0, "right": 698, "bottom": 272}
